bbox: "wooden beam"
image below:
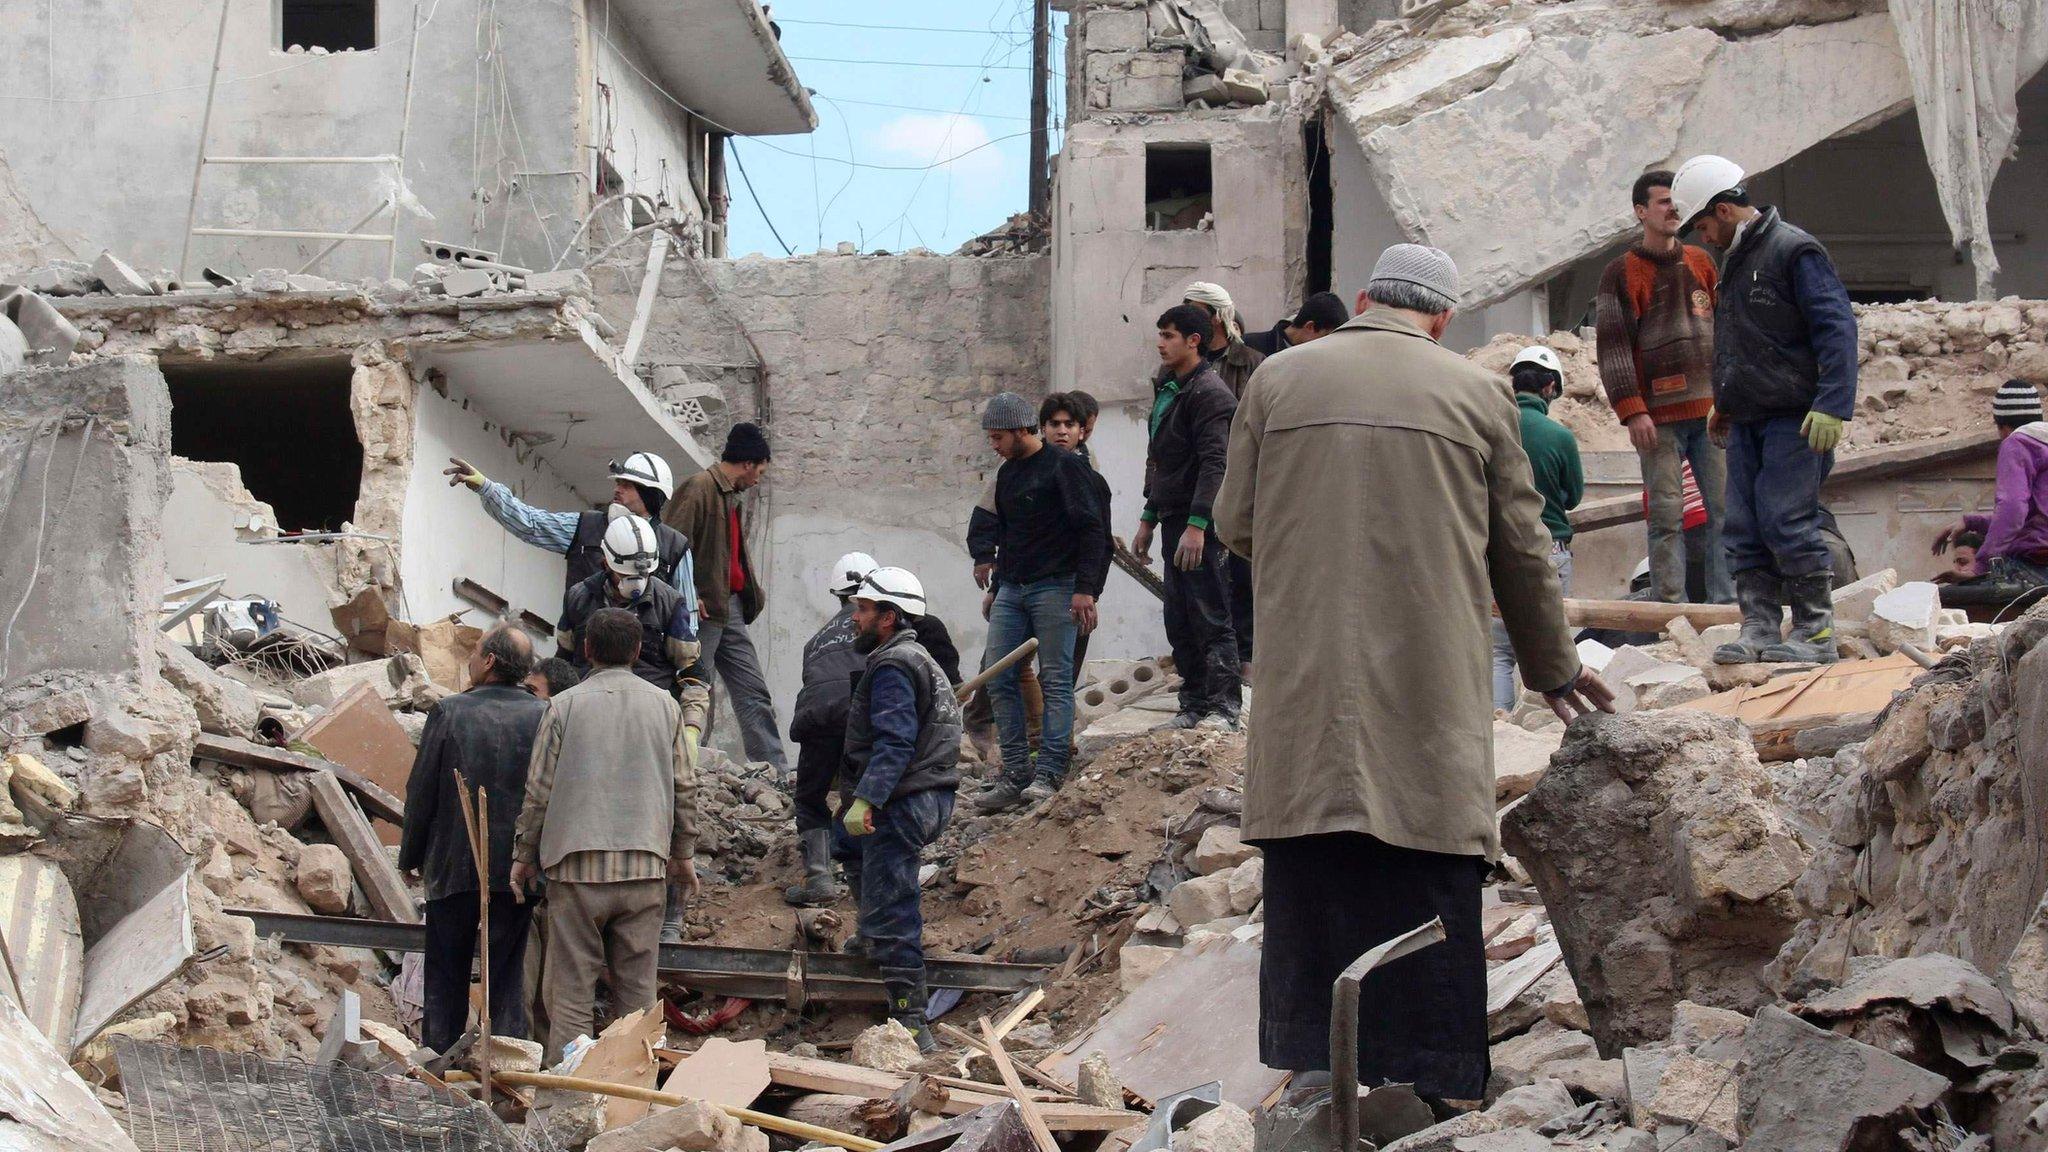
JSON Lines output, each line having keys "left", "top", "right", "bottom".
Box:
{"left": 980, "top": 1018, "right": 1060, "bottom": 1152}
{"left": 1569, "top": 429, "right": 2001, "bottom": 534}
{"left": 304, "top": 770, "right": 418, "bottom": 924}
{"left": 192, "top": 733, "right": 404, "bottom": 824}
{"left": 990, "top": 988, "right": 1044, "bottom": 1042}
{"left": 763, "top": 1053, "right": 1137, "bottom": 1131}
{"left": 485, "top": 1071, "right": 881, "bottom": 1151}
{"left": 934, "top": 1023, "right": 1077, "bottom": 1096}
{"left": 1562, "top": 598, "right": 1741, "bottom": 632}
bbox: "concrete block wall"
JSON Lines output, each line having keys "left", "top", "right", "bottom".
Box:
{"left": 0, "top": 357, "right": 174, "bottom": 688}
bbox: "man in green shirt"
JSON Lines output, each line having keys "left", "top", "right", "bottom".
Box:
{"left": 1493, "top": 346, "right": 1585, "bottom": 710}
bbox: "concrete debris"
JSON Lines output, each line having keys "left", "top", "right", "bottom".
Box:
{"left": 1120, "top": 943, "right": 1179, "bottom": 993}
{"left": 1167, "top": 868, "right": 1237, "bottom": 927}
{"left": 91, "top": 250, "right": 155, "bottom": 296}
{"left": 1641, "top": 1052, "right": 1740, "bottom": 1143}
{"left": 1831, "top": 569, "right": 1900, "bottom": 624}
{"left": 157, "top": 635, "right": 261, "bottom": 738}
{"left": 587, "top": 1097, "right": 768, "bottom": 1152}
{"left": 954, "top": 212, "right": 1044, "bottom": 257}
{"left": 1189, "top": 824, "right": 1258, "bottom": 875}
{"left": 1868, "top": 581, "right": 1942, "bottom": 654}
{"left": 1492, "top": 722, "right": 1560, "bottom": 804}
{"left": 293, "top": 843, "right": 353, "bottom": 915}
{"left": 1502, "top": 711, "right": 1811, "bottom": 1052}
{"left": 1076, "top": 1051, "right": 1123, "bottom": 1108}
{"left": 1737, "top": 1006, "right": 1949, "bottom": 1151}
{"left": 1170, "top": 1099, "right": 1254, "bottom": 1152}
{"left": 1487, "top": 1023, "right": 1597, "bottom": 1098}
{"left": 850, "top": 1020, "right": 923, "bottom": 1073}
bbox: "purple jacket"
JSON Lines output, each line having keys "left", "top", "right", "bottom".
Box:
{"left": 1965, "top": 423, "right": 2048, "bottom": 573}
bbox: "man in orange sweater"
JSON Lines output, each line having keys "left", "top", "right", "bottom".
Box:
{"left": 1596, "top": 170, "right": 1731, "bottom": 605}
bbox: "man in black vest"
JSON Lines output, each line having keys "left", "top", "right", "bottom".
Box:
{"left": 555, "top": 514, "right": 710, "bottom": 946}
{"left": 1671, "top": 154, "right": 1859, "bottom": 666}
{"left": 839, "top": 566, "right": 962, "bottom": 1052}
{"left": 446, "top": 451, "right": 693, "bottom": 593}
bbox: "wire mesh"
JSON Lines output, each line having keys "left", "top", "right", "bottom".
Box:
{"left": 114, "top": 1039, "right": 554, "bottom": 1152}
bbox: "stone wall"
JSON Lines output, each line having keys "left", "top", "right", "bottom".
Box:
{"left": 596, "top": 250, "right": 1170, "bottom": 739}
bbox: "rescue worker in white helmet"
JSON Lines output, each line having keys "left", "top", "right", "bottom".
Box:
{"left": 556, "top": 513, "right": 710, "bottom": 945}
{"left": 837, "top": 566, "right": 962, "bottom": 1052}
{"left": 446, "top": 451, "right": 695, "bottom": 594}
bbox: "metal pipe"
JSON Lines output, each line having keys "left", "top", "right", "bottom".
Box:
{"left": 177, "top": 0, "right": 233, "bottom": 280}
{"left": 297, "top": 201, "right": 400, "bottom": 274}
{"left": 192, "top": 228, "right": 393, "bottom": 242}
{"left": 202, "top": 154, "right": 402, "bottom": 164}
{"left": 390, "top": 0, "right": 424, "bottom": 278}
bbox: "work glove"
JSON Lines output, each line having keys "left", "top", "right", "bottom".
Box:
{"left": 1800, "top": 411, "right": 1844, "bottom": 454}
{"left": 684, "top": 726, "right": 700, "bottom": 771}
{"left": 843, "top": 797, "right": 876, "bottom": 838}
{"left": 444, "top": 456, "right": 487, "bottom": 490}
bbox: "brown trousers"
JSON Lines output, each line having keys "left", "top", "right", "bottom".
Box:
{"left": 542, "top": 877, "right": 664, "bottom": 1061}
{"left": 963, "top": 663, "right": 1042, "bottom": 744}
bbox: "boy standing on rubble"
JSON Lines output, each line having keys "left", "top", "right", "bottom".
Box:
{"left": 1040, "top": 392, "right": 1114, "bottom": 686}
{"left": 1133, "top": 305, "right": 1242, "bottom": 731}
{"left": 1672, "top": 155, "right": 1859, "bottom": 665}
{"left": 837, "top": 566, "right": 961, "bottom": 1053}
{"left": 511, "top": 608, "right": 700, "bottom": 1062}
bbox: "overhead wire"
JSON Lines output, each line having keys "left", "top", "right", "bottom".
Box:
{"left": 786, "top": 56, "right": 1031, "bottom": 69}
{"left": 730, "top": 142, "right": 794, "bottom": 255}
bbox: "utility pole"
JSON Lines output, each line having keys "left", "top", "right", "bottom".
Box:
{"left": 1028, "top": 0, "right": 1051, "bottom": 233}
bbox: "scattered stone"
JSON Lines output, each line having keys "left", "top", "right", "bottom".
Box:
{"left": 92, "top": 250, "right": 155, "bottom": 295}
{"left": 485, "top": 1035, "right": 543, "bottom": 1073}
{"left": 1830, "top": 568, "right": 1899, "bottom": 623}
{"left": 1488, "top": 1078, "right": 1578, "bottom": 1126}
{"left": 1737, "top": 1006, "right": 1949, "bottom": 1151}
{"left": 1225, "top": 856, "right": 1263, "bottom": 914}
{"left": 1120, "top": 943, "right": 1179, "bottom": 993}
{"left": 1668, "top": 1001, "right": 1750, "bottom": 1053}
{"left": 1536, "top": 1057, "right": 1625, "bottom": 1103}
{"left": 83, "top": 708, "right": 180, "bottom": 760}
{"left": 1077, "top": 1051, "right": 1123, "bottom": 1108}
{"left": 1184, "top": 73, "right": 1231, "bottom": 104}
{"left": 294, "top": 843, "right": 353, "bottom": 914}
{"left": 1168, "top": 871, "right": 1237, "bottom": 927}
{"left": 1489, "top": 1024, "right": 1597, "bottom": 1096}
{"left": 1643, "top": 1053, "right": 1740, "bottom": 1142}
{"left": 9, "top": 687, "right": 91, "bottom": 738}
{"left": 158, "top": 635, "right": 262, "bottom": 736}
{"left": 1868, "top": 582, "right": 1941, "bottom": 654}
{"left": 1134, "top": 905, "right": 1182, "bottom": 936}
{"left": 1493, "top": 722, "right": 1561, "bottom": 803}
{"left": 1190, "top": 824, "right": 1258, "bottom": 874}
{"left": 1171, "top": 1100, "right": 1253, "bottom": 1152}
{"left": 850, "top": 1020, "right": 922, "bottom": 1073}
{"left": 588, "top": 1095, "right": 765, "bottom": 1152}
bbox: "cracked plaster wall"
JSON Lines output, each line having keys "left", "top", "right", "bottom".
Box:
{"left": 596, "top": 250, "right": 1171, "bottom": 735}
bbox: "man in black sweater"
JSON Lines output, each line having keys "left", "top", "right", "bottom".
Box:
{"left": 1039, "top": 391, "right": 1115, "bottom": 686}
{"left": 967, "top": 392, "right": 1110, "bottom": 812}
{"left": 1133, "top": 304, "right": 1241, "bottom": 729}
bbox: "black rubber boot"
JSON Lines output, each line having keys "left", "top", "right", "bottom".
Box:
{"left": 1762, "top": 571, "right": 1839, "bottom": 664}
{"left": 782, "top": 829, "right": 844, "bottom": 906}
{"left": 1714, "top": 570, "right": 1785, "bottom": 665}
{"left": 879, "top": 965, "right": 937, "bottom": 1053}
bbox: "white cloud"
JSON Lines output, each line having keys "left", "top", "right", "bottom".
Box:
{"left": 869, "top": 113, "right": 1007, "bottom": 189}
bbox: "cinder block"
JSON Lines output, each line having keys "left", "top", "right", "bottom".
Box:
{"left": 1087, "top": 7, "right": 1149, "bottom": 52}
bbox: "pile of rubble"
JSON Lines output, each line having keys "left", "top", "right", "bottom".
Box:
{"left": 1469, "top": 298, "right": 2048, "bottom": 453}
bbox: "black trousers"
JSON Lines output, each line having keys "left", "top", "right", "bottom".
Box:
{"left": 1257, "top": 832, "right": 1489, "bottom": 1101}
{"left": 423, "top": 889, "right": 536, "bottom": 1055}
{"left": 1228, "top": 553, "right": 1254, "bottom": 665}
{"left": 1160, "top": 516, "right": 1241, "bottom": 717}
{"left": 793, "top": 737, "right": 844, "bottom": 836}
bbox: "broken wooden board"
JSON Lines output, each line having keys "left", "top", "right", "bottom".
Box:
{"left": 575, "top": 1004, "right": 668, "bottom": 1131}
{"left": 304, "top": 770, "right": 419, "bottom": 923}
{"left": 1485, "top": 938, "right": 1562, "bottom": 1020}
{"left": 765, "top": 1053, "right": 1141, "bottom": 1131}
{"left": 387, "top": 615, "right": 483, "bottom": 692}
{"left": 294, "top": 682, "right": 417, "bottom": 844}
{"left": 658, "top": 1036, "right": 771, "bottom": 1112}
{"left": 0, "top": 984, "right": 139, "bottom": 1151}
{"left": 0, "top": 854, "right": 81, "bottom": 1049}
{"left": 1044, "top": 933, "right": 1286, "bottom": 1112}
{"left": 1677, "top": 653, "right": 1921, "bottom": 762}
{"left": 193, "top": 732, "right": 403, "bottom": 824}
{"left": 329, "top": 588, "right": 394, "bottom": 656}
{"left": 72, "top": 866, "right": 193, "bottom": 1056}
{"left": 1562, "top": 599, "right": 1741, "bottom": 632}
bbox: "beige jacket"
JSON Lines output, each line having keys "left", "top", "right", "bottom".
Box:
{"left": 1214, "top": 309, "right": 1579, "bottom": 860}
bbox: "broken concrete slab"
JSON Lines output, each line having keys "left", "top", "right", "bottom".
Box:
{"left": 1328, "top": 27, "right": 1531, "bottom": 139}
{"left": 90, "top": 250, "right": 153, "bottom": 296}
{"left": 0, "top": 981, "right": 139, "bottom": 1151}
{"left": 439, "top": 268, "right": 497, "bottom": 298}
{"left": 1869, "top": 581, "right": 1942, "bottom": 654}
{"left": 1736, "top": 1006, "right": 1948, "bottom": 1151}
{"left": 1501, "top": 712, "right": 1811, "bottom": 1053}
{"left": 1489, "top": 1024, "right": 1597, "bottom": 1097}
{"left": 1120, "top": 943, "right": 1179, "bottom": 993}
{"left": 1831, "top": 568, "right": 1900, "bottom": 623}
{"left": 1797, "top": 953, "right": 2015, "bottom": 1035}
{"left": 1493, "top": 722, "right": 1560, "bottom": 803}
{"left": 1643, "top": 1053, "right": 1739, "bottom": 1143}
{"left": 157, "top": 635, "right": 261, "bottom": 737}
{"left": 1168, "top": 870, "right": 1237, "bottom": 927}
{"left": 1190, "top": 824, "right": 1258, "bottom": 875}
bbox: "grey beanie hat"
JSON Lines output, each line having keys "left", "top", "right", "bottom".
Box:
{"left": 1369, "top": 243, "right": 1460, "bottom": 304}
{"left": 982, "top": 391, "right": 1037, "bottom": 431}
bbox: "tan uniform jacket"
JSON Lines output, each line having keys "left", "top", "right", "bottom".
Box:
{"left": 1214, "top": 308, "right": 1579, "bottom": 859}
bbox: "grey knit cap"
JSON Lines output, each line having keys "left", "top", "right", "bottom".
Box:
{"left": 982, "top": 391, "right": 1037, "bottom": 431}
{"left": 1994, "top": 379, "right": 2043, "bottom": 422}
{"left": 1368, "top": 243, "right": 1460, "bottom": 303}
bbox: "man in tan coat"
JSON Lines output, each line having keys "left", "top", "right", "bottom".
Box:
{"left": 1214, "top": 243, "right": 1611, "bottom": 1102}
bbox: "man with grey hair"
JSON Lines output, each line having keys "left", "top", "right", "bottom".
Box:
{"left": 965, "top": 392, "right": 1109, "bottom": 813}
{"left": 1215, "top": 244, "right": 1613, "bottom": 1103}
{"left": 400, "top": 624, "right": 549, "bottom": 1055}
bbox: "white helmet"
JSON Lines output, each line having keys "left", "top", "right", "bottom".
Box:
{"left": 1510, "top": 345, "right": 1563, "bottom": 375}
{"left": 828, "top": 551, "right": 879, "bottom": 598}
{"left": 609, "top": 452, "right": 675, "bottom": 500}
{"left": 1669, "top": 155, "right": 1745, "bottom": 231}
{"left": 603, "top": 514, "right": 660, "bottom": 578}
{"left": 856, "top": 566, "right": 927, "bottom": 618}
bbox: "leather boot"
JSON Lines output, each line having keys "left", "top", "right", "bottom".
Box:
{"left": 879, "top": 966, "right": 937, "bottom": 1053}
{"left": 1713, "top": 570, "right": 1785, "bottom": 665}
{"left": 782, "top": 829, "right": 844, "bottom": 906}
{"left": 1762, "top": 571, "right": 1838, "bottom": 664}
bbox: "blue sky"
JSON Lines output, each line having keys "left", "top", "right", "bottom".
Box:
{"left": 724, "top": 1, "right": 1068, "bottom": 257}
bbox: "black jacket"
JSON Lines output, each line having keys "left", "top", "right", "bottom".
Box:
{"left": 1143, "top": 358, "right": 1238, "bottom": 524}
{"left": 1711, "top": 206, "right": 1859, "bottom": 423}
{"left": 790, "top": 606, "right": 962, "bottom": 746}
{"left": 398, "top": 684, "right": 548, "bottom": 901}
{"left": 966, "top": 444, "right": 1111, "bottom": 596}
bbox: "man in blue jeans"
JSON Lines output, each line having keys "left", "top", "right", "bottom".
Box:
{"left": 966, "top": 392, "right": 1109, "bottom": 813}
{"left": 1671, "top": 155, "right": 1858, "bottom": 665}
{"left": 838, "top": 567, "right": 961, "bottom": 1052}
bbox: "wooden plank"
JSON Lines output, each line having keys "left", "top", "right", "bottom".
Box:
{"left": 574, "top": 1004, "right": 667, "bottom": 1131}
{"left": 304, "top": 770, "right": 419, "bottom": 924}
{"left": 488, "top": 1070, "right": 882, "bottom": 1151}
{"left": 763, "top": 1053, "right": 1140, "bottom": 1131}
{"left": 294, "top": 682, "right": 417, "bottom": 845}
{"left": 1570, "top": 429, "right": 2001, "bottom": 534}
{"left": 1485, "top": 938, "right": 1561, "bottom": 1019}
{"left": 991, "top": 988, "right": 1045, "bottom": 1042}
{"left": 934, "top": 1022, "right": 1076, "bottom": 1096}
{"left": 657, "top": 1036, "right": 770, "bottom": 1111}
{"left": 980, "top": 1017, "right": 1060, "bottom": 1152}
{"left": 71, "top": 872, "right": 193, "bottom": 1056}
{"left": 1563, "top": 599, "right": 1741, "bottom": 632}
{"left": 192, "top": 732, "right": 403, "bottom": 824}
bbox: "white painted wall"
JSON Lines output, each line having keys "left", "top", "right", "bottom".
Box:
{"left": 399, "top": 386, "right": 586, "bottom": 633}
{"left": 590, "top": 0, "right": 710, "bottom": 222}
{"left": 164, "top": 462, "right": 342, "bottom": 629}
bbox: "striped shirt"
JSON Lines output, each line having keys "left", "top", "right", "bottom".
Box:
{"left": 546, "top": 849, "right": 665, "bottom": 884}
